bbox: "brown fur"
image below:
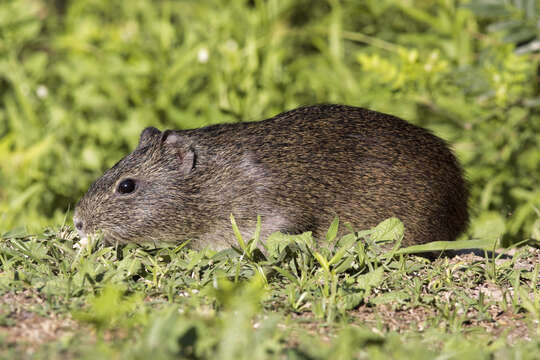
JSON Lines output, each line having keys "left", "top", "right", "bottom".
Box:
{"left": 73, "top": 104, "right": 469, "bottom": 249}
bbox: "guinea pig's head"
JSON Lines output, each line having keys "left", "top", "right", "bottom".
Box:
{"left": 73, "top": 127, "right": 196, "bottom": 244}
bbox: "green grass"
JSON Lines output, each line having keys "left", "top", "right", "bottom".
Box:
{"left": 0, "top": 0, "right": 539, "bottom": 243}
{"left": 1, "top": 219, "right": 539, "bottom": 359}
{"left": 1, "top": 0, "right": 540, "bottom": 358}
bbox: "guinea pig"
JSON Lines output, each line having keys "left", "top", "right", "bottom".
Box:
{"left": 73, "top": 104, "right": 469, "bottom": 249}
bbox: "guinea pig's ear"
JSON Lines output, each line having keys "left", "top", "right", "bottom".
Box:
{"left": 161, "top": 130, "right": 195, "bottom": 174}
{"left": 160, "top": 130, "right": 183, "bottom": 146}
{"left": 137, "top": 127, "right": 161, "bottom": 149}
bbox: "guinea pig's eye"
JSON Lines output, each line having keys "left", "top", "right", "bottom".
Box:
{"left": 117, "top": 178, "right": 137, "bottom": 194}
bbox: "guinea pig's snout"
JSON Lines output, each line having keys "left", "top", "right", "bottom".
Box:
{"left": 73, "top": 215, "right": 86, "bottom": 238}
{"left": 74, "top": 219, "right": 83, "bottom": 231}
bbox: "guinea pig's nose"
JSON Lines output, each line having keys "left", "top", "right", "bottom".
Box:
{"left": 74, "top": 218, "right": 83, "bottom": 231}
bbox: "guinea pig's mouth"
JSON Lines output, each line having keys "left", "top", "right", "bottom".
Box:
{"left": 74, "top": 230, "right": 103, "bottom": 248}
{"left": 72, "top": 224, "right": 110, "bottom": 248}
{"left": 73, "top": 214, "right": 117, "bottom": 246}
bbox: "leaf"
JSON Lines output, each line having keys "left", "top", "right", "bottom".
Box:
{"left": 370, "top": 290, "right": 410, "bottom": 305}
{"left": 464, "top": 2, "right": 509, "bottom": 17}
{"left": 339, "top": 292, "right": 365, "bottom": 310}
{"left": 185, "top": 250, "right": 205, "bottom": 271}
{"left": 333, "top": 255, "right": 355, "bottom": 274}
{"left": 370, "top": 218, "right": 404, "bottom": 242}
{"left": 518, "top": 287, "right": 539, "bottom": 320}
{"left": 357, "top": 267, "right": 384, "bottom": 289}
{"left": 265, "top": 232, "right": 291, "bottom": 258}
{"left": 395, "top": 238, "right": 498, "bottom": 254}
{"left": 272, "top": 266, "right": 298, "bottom": 285}
{"left": 313, "top": 252, "right": 330, "bottom": 273}
{"left": 249, "top": 215, "right": 262, "bottom": 253}
{"left": 229, "top": 214, "right": 246, "bottom": 252}
{"left": 328, "top": 238, "right": 355, "bottom": 267}
{"left": 326, "top": 217, "right": 339, "bottom": 243}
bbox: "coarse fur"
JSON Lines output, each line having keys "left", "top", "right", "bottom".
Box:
{"left": 73, "top": 104, "right": 469, "bottom": 250}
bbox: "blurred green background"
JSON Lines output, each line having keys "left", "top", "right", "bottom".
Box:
{"left": 0, "top": 0, "right": 538, "bottom": 244}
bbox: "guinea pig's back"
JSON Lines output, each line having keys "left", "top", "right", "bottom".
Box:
{"left": 189, "top": 104, "right": 469, "bottom": 245}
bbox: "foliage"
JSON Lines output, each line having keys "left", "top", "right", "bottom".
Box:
{"left": 0, "top": 220, "right": 539, "bottom": 358}
{"left": 0, "top": 0, "right": 538, "bottom": 243}
{"left": 1, "top": 2, "right": 540, "bottom": 357}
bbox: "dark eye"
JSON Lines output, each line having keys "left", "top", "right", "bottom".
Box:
{"left": 117, "top": 179, "right": 136, "bottom": 194}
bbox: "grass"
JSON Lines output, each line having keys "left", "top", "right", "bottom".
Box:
{"left": 1, "top": 0, "right": 540, "bottom": 358}
{"left": 1, "top": 219, "right": 539, "bottom": 359}
{"left": 1, "top": 0, "right": 539, "bottom": 243}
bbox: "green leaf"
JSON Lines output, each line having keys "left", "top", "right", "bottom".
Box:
{"left": 518, "top": 287, "right": 539, "bottom": 320}
{"left": 326, "top": 217, "right": 339, "bottom": 243}
{"left": 357, "top": 267, "right": 384, "bottom": 289}
{"left": 339, "top": 293, "right": 365, "bottom": 310}
{"left": 395, "top": 238, "right": 498, "bottom": 254}
{"left": 249, "top": 215, "right": 262, "bottom": 253}
{"left": 314, "top": 252, "right": 330, "bottom": 273}
{"left": 272, "top": 266, "right": 298, "bottom": 285}
{"left": 230, "top": 214, "right": 246, "bottom": 252}
{"left": 185, "top": 250, "right": 205, "bottom": 271}
{"left": 265, "top": 232, "right": 291, "bottom": 258}
{"left": 328, "top": 239, "right": 354, "bottom": 267}
{"left": 370, "top": 290, "right": 410, "bottom": 305}
{"left": 333, "top": 255, "right": 355, "bottom": 274}
{"left": 370, "top": 218, "right": 404, "bottom": 242}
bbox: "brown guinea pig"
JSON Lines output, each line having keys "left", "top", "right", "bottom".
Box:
{"left": 73, "top": 104, "right": 468, "bottom": 249}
